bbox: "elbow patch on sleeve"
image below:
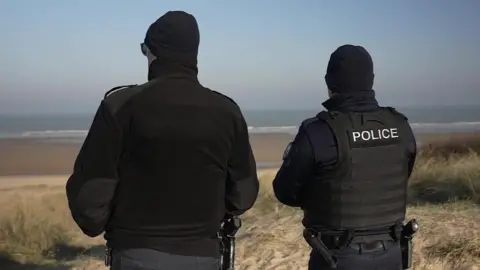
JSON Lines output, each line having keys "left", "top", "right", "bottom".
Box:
{"left": 66, "top": 177, "right": 119, "bottom": 237}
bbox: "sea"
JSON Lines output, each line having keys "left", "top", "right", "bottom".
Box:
{"left": 1, "top": 105, "right": 480, "bottom": 142}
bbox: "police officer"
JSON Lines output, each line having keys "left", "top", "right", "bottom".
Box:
{"left": 66, "top": 11, "right": 259, "bottom": 270}
{"left": 272, "top": 45, "right": 417, "bottom": 270}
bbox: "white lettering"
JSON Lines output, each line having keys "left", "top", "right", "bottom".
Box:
{"left": 361, "top": 131, "right": 371, "bottom": 141}
{"left": 381, "top": 128, "right": 390, "bottom": 139}
{"left": 351, "top": 128, "right": 399, "bottom": 142}
{"left": 391, "top": 128, "right": 399, "bottom": 138}
{"left": 352, "top": 131, "right": 361, "bottom": 142}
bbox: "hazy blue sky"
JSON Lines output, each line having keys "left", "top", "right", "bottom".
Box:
{"left": 1, "top": 0, "right": 479, "bottom": 114}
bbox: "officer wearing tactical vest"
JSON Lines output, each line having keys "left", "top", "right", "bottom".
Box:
{"left": 273, "top": 45, "right": 418, "bottom": 270}
{"left": 66, "top": 11, "right": 259, "bottom": 270}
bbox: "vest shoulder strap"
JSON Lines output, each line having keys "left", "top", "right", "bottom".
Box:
{"left": 301, "top": 116, "right": 319, "bottom": 128}
{"left": 315, "top": 110, "right": 351, "bottom": 167}
{"left": 384, "top": 106, "right": 408, "bottom": 121}
{"left": 316, "top": 110, "right": 342, "bottom": 121}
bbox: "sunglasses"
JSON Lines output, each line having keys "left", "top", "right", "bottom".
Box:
{"left": 140, "top": 43, "right": 148, "bottom": 56}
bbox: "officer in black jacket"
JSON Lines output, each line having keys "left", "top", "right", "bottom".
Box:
{"left": 66, "top": 11, "right": 259, "bottom": 270}
{"left": 272, "top": 45, "right": 417, "bottom": 270}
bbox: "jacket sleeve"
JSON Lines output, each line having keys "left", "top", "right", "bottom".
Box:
{"left": 65, "top": 100, "right": 123, "bottom": 237}
{"left": 272, "top": 125, "right": 315, "bottom": 207}
{"left": 225, "top": 112, "right": 259, "bottom": 216}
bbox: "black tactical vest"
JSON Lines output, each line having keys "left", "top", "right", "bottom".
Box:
{"left": 302, "top": 107, "right": 410, "bottom": 231}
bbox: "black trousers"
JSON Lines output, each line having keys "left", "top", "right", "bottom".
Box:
{"left": 110, "top": 248, "right": 220, "bottom": 270}
{"left": 308, "top": 240, "right": 402, "bottom": 270}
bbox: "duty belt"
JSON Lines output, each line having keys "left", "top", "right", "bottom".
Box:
{"left": 303, "top": 226, "right": 402, "bottom": 269}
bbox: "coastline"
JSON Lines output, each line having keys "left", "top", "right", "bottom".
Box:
{"left": 1, "top": 131, "right": 478, "bottom": 177}
{"left": 0, "top": 133, "right": 291, "bottom": 176}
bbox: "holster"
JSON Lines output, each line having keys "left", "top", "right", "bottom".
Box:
{"left": 104, "top": 247, "right": 112, "bottom": 267}
{"left": 400, "top": 237, "right": 413, "bottom": 269}
{"left": 303, "top": 228, "right": 338, "bottom": 268}
{"left": 398, "top": 219, "right": 419, "bottom": 270}
{"left": 219, "top": 216, "right": 241, "bottom": 270}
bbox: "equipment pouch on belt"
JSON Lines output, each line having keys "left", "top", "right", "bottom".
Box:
{"left": 400, "top": 219, "right": 419, "bottom": 270}
{"left": 303, "top": 228, "right": 338, "bottom": 269}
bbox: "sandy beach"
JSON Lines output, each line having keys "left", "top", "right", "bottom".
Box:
{"left": 2, "top": 131, "right": 479, "bottom": 176}
{"left": 0, "top": 133, "right": 292, "bottom": 176}
{"left": 0, "top": 130, "right": 474, "bottom": 191}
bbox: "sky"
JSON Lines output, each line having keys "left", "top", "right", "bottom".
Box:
{"left": 1, "top": 0, "right": 479, "bottom": 114}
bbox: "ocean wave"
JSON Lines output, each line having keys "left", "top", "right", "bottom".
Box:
{"left": 410, "top": 122, "right": 480, "bottom": 127}
{"left": 248, "top": 126, "right": 298, "bottom": 134}
{"left": 247, "top": 121, "right": 480, "bottom": 134}
{"left": 2, "top": 121, "right": 480, "bottom": 139}
{"left": 410, "top": 121, "right": 480, "bottom": 132}
{"left": 20, "top": 130, "right": 88, "bottom": 138}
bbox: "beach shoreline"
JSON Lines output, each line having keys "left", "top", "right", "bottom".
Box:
{"left": 1, "top": 131, "right": 478, "bottom": 176}
{"left": 0, "top": 133, "right": 291, "bottom": 176}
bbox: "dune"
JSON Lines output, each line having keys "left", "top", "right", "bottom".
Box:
{"left": 0, "top": 175, "right": 67, "bottom": 190}
{"left": 1, "top": 135, "right": 480, "bottom": 269}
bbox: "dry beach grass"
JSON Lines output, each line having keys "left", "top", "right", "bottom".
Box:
{"left": 1, "top": 135, "right": 480, "bottom": 269}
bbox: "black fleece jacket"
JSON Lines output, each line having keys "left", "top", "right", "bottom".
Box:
{"left": 66, "top": 11, "right": 259, "bottom": 258}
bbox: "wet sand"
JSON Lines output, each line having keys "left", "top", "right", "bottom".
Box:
{"left": 1, "top": 131, "right": 477, "bottom": 176}
{"left": 0, "top": 133, "right": 293, "bottom": 176}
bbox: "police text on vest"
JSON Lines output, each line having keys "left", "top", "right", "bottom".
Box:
{"left": 352, "top": 128, "right": 399, "bottom": 142}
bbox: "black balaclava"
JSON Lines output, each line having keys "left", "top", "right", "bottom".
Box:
{"left": 325, "top": 44, "right": 375, "bottom": 94}
{"left": 144, "top": 11, "right": 200, "bottom": 80}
